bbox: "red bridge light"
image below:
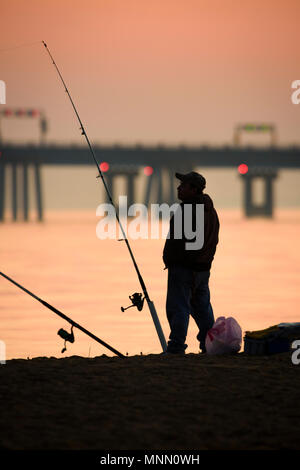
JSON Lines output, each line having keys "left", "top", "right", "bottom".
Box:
{"left": 144, "top": 166, "right": 153, "bottom": 176}
{"left": 100, "top": 162, "right": 109, "bottom": 172}
{"left": 238, "top": 163, "right": 248, "bottom": 175}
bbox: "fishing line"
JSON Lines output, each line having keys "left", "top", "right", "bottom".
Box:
{"left": 41, "top": 40, "right": 167, "bottom": 352}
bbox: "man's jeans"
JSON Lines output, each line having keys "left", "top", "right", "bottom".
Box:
{"left": 166, "top": 265, "right": 214, "bottom": 353}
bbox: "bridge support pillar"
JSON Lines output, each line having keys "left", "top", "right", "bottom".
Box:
{"left": 12, "top": 164, "right": 17, "bottom": 221}
{"left": 23, "top": 163, "right": 28, "bottom": 221}
{"left": 142, "top": 166, "right": 165, "bottom": 206}
{"left": 144, "top": 166, "right": 190, "bottom": 207}
{"left": 168, "top": 169, "right": 176, "bottom": 205}
{"left": 0, "top": 163, "right": 5, "bottom": 221}
{"left": 240, "top": 167, "right": 278, "bottom": 217}
{"left": 126, "top": 174, "right": 135, "bottom": 208}
{"left": 104, "top": 166, "right": 139, "bottom": 210}
{"left": 143, "top": 171, "right": 153, "bottom": 207}
{"left": 34, "top": 162, "right": 43, "bottom": 221}
{"left": 0, "top": 162, "right": 43, "bottom": 222}
{"left": 104, "top": 174, "right": 113, "bottom": 204}
{"left": 157, "top": 167, "right": 163, "bottom": 205}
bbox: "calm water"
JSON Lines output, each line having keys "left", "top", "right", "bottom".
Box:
{"left": 1, "top": 209, "right": 300, "bottom": 359}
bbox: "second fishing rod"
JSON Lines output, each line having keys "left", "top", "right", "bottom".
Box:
{"left": 42, "top": 41, "right": 167, "bottom": 353}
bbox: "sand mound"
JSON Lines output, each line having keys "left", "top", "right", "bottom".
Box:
{"left": 0, "top": 352, "right": 299, "bottom": 450}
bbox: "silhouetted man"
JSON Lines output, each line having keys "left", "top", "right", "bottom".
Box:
{"left": 163, "top": 172, "right": 220, "bottom": 354}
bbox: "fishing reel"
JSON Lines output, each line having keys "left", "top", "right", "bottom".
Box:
{"left": 57, "top": 325, "right": 75, "bottom": 353}
{"left": 121, "top": 292, "right": 145, "bottom": 312}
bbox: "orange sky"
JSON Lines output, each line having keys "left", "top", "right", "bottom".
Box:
{"left": 1, "top": 0, "right": 300, "bottom": 145}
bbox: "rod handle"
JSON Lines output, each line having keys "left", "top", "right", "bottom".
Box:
{"left": 147, "top": 300, "right": 167, "bottom": 352}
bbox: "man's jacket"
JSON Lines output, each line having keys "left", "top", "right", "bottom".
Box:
{"left": 163, "top": 193, "right": 220, "bottom": 272}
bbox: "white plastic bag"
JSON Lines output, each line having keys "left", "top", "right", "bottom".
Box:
{"left": 205, "top": 316, "right": 242, "bottom": 355}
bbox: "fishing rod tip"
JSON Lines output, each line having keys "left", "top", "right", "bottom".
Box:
{"left": 42, "top": 40, "right": 47, "bottom": 47}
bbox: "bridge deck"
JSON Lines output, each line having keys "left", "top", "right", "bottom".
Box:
{"left": 1, "top": 145, "right": 300, "bottom": 168}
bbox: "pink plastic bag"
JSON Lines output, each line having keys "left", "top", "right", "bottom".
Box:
{"left": 205, "top": 316, "right": 242, "bottom": 355}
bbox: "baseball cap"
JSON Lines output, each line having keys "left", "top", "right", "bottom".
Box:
{"left": 175, "top": 171, "right": 206, "bottom": 191}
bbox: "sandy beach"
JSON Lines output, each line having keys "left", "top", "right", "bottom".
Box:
{"left": 0, "top": 351, "right": 299, "bottom": 450}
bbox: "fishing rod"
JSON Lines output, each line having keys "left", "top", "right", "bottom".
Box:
{"left": 0, "top": 271, "right": 125, "bottom": 358}
{"left": 42, "top": 41, "right": 167, "bottom": 352}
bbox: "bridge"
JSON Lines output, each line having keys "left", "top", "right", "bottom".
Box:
{"left": 1, "top": 143, "right": 300, "bottom": 221}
